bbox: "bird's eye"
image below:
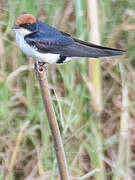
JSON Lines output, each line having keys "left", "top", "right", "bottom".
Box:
{"left": 20, "top": 22, "right": 36, "bottom": 31}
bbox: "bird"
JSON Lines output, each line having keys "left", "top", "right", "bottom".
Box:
{"left": 13, "top": 14, "right": 125, "bottom": 64}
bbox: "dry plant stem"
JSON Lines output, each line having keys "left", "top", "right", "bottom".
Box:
{"left": 86, "top": 1, "right": 105, "bottom": 180}
{"left": 35, "top": 62, "right": 69, "bottom": 180}
{"left": 113, "top": 63, "right": 131, "bottom": 180}
{"left": 87, "top": 0, "right": 102, "bottom": 111}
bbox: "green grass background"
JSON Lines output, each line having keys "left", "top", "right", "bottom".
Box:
{"left": 0, "top": 0, "right": 134, "bottom": 179}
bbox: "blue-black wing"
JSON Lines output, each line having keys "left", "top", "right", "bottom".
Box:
{"left": 24, "top": 31, "right": 74, "bottom": 53}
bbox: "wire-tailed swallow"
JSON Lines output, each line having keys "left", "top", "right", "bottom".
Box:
{"left": 13, "top": 14, "right": 125, "bottom": 64}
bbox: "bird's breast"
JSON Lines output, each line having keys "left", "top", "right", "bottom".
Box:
{"left": 16, "top": 32, "right": 36, "bottom": 58}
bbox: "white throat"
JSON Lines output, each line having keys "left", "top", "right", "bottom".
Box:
{"left": 14, "top": 28, "right": 31, "bottom": 36}
{"left": 14, "top": 28, "right": 37, "bottom": 58}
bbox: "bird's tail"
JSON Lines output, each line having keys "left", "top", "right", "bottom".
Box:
{"left": 62, "top": 38, "right": 125, "bottom": 58}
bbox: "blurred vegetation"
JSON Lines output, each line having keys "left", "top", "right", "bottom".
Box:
{"left": 0, "top": 0, "right": 134, "bottom": 179}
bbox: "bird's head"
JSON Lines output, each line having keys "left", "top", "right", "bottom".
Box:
{"left": 13, "top": 14, "right": 37, "bottom": 35}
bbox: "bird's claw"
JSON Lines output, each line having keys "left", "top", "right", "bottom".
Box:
{"left": 34, "top": 61, "right": 47, "bottom": 77}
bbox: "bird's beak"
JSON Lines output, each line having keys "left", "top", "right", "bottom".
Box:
{"left": 12, "top": 24, "right": 20, "bottom": 29}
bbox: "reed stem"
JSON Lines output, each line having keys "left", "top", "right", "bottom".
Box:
{"left": 35, "top": 62, "right": 69, "bottom": 180}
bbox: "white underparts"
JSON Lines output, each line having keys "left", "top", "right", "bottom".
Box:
{"left": 35, "top": 51, "right": 60, "bottom": 64}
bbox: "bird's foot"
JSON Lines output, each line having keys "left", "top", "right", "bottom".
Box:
{"left": 34, "top": 61, "right": 47, "bottom": 77}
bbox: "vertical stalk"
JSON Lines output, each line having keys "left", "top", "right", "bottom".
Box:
{"left": 35, "top": 63, "right": 69, "bottom": 180}
{"left": 87, "top": 1, "right": 105, "bottom": 180}
{"left": 113, "top": 63, "right": 131, "bottom": 180}
{"left": 75, "top": 0, "right": 84, "bottom": 38}
{"left": 87, "top": 0, "right": 102, "bottom": 111}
